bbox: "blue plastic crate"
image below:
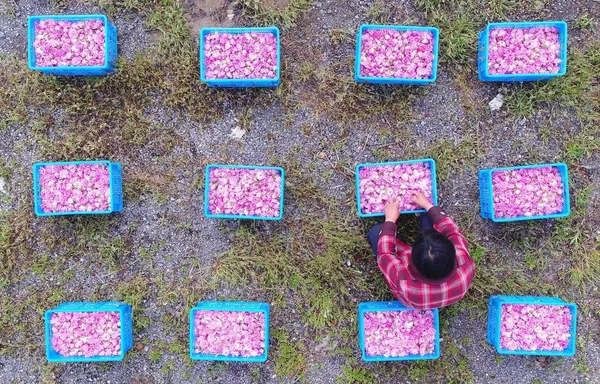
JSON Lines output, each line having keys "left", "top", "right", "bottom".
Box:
{"left": 478, "top": 21, "right": 568, "bottom": 82}
{"left": 199, "top": 27, "right": 281, "bottom": 88}
{"left": 478, "top": 163, "right": 570, "bottom": 222}
{"left": 355, "top": 24, "right": 440, "bottom": 85}
{"left": 358, "top": 301, "right": 440, "bottom": 362}
{"left": 32, "top": 160, "right": 123, "bottom": 217}
{"left": 355, "top": 158, "right": 438, "bottom": 218}
{"left": 189, "top": 301, "right": 270, "bottom": 362}
{"left": 45, "top": 301, "right": 133, "bottom": 362}
{"left": 487, "top": 295, "right": 577, "bottom": 356}
{"left": 28, "top": 15, "right": 118, "bottom": 76}
{"left": 204, "top": 164, "right": 284, "bottom": 220}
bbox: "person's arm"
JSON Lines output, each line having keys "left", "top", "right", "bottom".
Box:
{"left": 411, "top": 191, "right": 474, "bottom": 266}
{"left": 376, "top": 198, "right": 411, "bottom": 290}
{"left": 377, "top": 197, "right": 411, "bottom": 258}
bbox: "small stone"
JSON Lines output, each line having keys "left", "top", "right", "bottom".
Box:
{"left": 0, "top": 177, "right": 7, "bottom": 194}
{"left": 315, "top": 335, "right": 330, "bottom": 351}
{"left": 229, "top": 126, "right": 246, "bottom": 139}
{"left": 489, "top": 94, "right": 504, "bottom": 111}
{"left": 135, "top": 343, "right": 144, "bottom": 351}
{"left": 318, "top": 152, "right": 326, "bottom": 159}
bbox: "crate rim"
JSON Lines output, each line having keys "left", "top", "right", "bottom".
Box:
{"left": 45, "top": 301, "right": 131, "bottom": 362}
{"left": 28, "top": 14, "right": 113, "bottom": 71}
{"left": 355, "top": 158, "right": 438, "bottom": 218}
{"left": 479, "top": 20, "right": 568, "bottom": 79}
{"left": 32, "top": 160, "right": 118, "bottom": 216}
{"left": 358, "top": 301, "right": 440, "bottom": 361}
{"left": 355, "top": 24, "right": 440, "bottom": 83}
{"left": 480, "top": 162, "right": 570, "bottom": 222}
{"left": 489, "top": 295, "right": 577, "bottom": 356}
{"left": 203, "top": 164, "right": 285, "bottom": 220}
{"left": 199, "top": 26, "right": 281, "bottom": 84}
{"left": 189, "top": 301, "right": 270, "bottom": 362}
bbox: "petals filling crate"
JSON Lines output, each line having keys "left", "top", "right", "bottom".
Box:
{"left": 355, "top": 24, "right": 439, "bottom": 85}
{"left": 487, "top": 296, "right": 577, "bottom": 356}
{"left": 477, "top": 21, "right": 567, "bottom": 82}
{"left": 189, "top": 301, "right": 270, "bottom": 362}
{"left": 199, "top": 27, "right": 281, "bottom": 88}
{"left": 33, "top": 161, "right": 123, "bottom": 216}
{"left": 28, "top": 15, "right": 118, "bottom": 76}
{"left": 355, "top": 159, "right": 438, "bottom": 218}
{"left": 204, "top": 164, "right": 284, "bottom": 220}
{"left": 478, "top": 163, "right": 570, "bottom": 222}
{"left": 358, "top": 301, "right": 440, "bottom": 362}
{"left": 45, "top": 302, "right": 133, "bottom": 362}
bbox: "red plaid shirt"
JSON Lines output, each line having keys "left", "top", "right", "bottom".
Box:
{"left": 377, "top": 207, "right": 475, "bottom": 310}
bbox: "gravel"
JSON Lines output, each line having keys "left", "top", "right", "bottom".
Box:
{"left": 1, "top": 0, "right": 599, "bottom": 383}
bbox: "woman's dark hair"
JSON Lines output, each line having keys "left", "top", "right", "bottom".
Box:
{"left": 411, "top": 230, "right": 456, "bottom": 280}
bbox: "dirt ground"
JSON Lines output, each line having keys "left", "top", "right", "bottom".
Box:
{"left": 0, "top": 0, "right": 599, "bottom": 383}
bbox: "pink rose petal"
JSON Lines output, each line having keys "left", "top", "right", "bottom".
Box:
{"left": 50, "top": 311, "right": 121, "bottom": 357}
{"left": 39, "top": 163, "right": 111, "bottom": 213}
{"left": 487, "top": 27, "right": 561, "bottom": 75}
{"left": 500, "top": 304, "right": 572, "bottom": 351}
{"left": 207, "top": 167, "right": 281, "bottom": 218}
{"left": 204, "top": 32, "right": 278, "bottom": 80}
{"left": 492, "top": 166, "right": 564, "bottom": 219}
{"left": 360, "top": 29, "right": 435, "bottom": 79}
{"left": 363, "top": 310, "right": 436, "bottom": 357}
{"left": 358, "top": 162, "right": 433, "bottom": 214}
{"left": 34, "top": 19, "right": 106, "bottom": 67}
{"left": 193, "top": 310, "right": 266, "bottom": 357}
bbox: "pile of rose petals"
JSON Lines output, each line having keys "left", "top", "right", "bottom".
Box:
{"left": 34, "top": 19, "right": 106, "bottom": 67}
{"left": 487, "top": 27, "right": 561, "bottom": 75}
{"left": 50, "top": 312, "right": 121, "bottom": 357}
{"left": 360, "top": 29, "right": 435, "bottom": 79}
{"left": 363, "top": 310, "right": 436, "bottom": 357}
{"left": 492, "top": 166, "right": 564, "bottom": 218}
{"left": 193, "top": 310, "right": 266, "bottom": 357}
{"left": 207, "top": 167, "right": 282, "bottom": 217}
{"left": 358, "top": 162, "right": 433, "bottom": 214}
{"left": 500, "top": 304, "right": 572, "bottom": 351}
{"left": 204, "top": 32, "right": 278, "bottom": 79}
{"left": 39, "top": 163, "right": 111, "bottom": 213}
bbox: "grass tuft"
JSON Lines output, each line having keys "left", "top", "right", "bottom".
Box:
{"left": 574, "top": 14, "right": 595, "bottom": 31}
{"left": 236, "top": 0, "right": 311, "bottom": 28}
{"left": 504, "top": 42, "right": 600, "bottom": 123}
{"left": 212, "top": 169, "right": 385, "bottom": 331}
{"left": 337, "top": 364, "right": 377, "bottom": 384}
{"left": 296, "top": 60, "right": 419, "bottom": 124}
{"left": 272, "top": 330, "right": 307, "bottom": 380}
{"left": 432, "top": 10, "right": 477, "bottom": 67}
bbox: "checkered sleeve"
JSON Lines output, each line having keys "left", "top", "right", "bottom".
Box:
{"left": 376, "top": 222, "right": 410, "bottom": 292}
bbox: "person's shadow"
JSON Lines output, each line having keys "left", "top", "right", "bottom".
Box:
{"left": 363, "top": 214, "right": 422, "bottom": 255}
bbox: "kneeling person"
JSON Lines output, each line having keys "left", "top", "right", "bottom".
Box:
{"left": 367, "top": 191, "right": 475, "bottom": 309}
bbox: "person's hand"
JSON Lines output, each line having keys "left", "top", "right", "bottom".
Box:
{"left": 384, "top": 197, "right": 400, "bottom": 223}
{"left": 411, "top": 191, "right": 434, "bottom": 211}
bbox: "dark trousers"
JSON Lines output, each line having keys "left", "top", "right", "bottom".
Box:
{"left": 367, "top": 214, "right": 434, "bottom": 256}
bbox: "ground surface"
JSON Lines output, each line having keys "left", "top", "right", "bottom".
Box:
{"left": 0, "top": 0, "right": 599, "bottom": 383}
